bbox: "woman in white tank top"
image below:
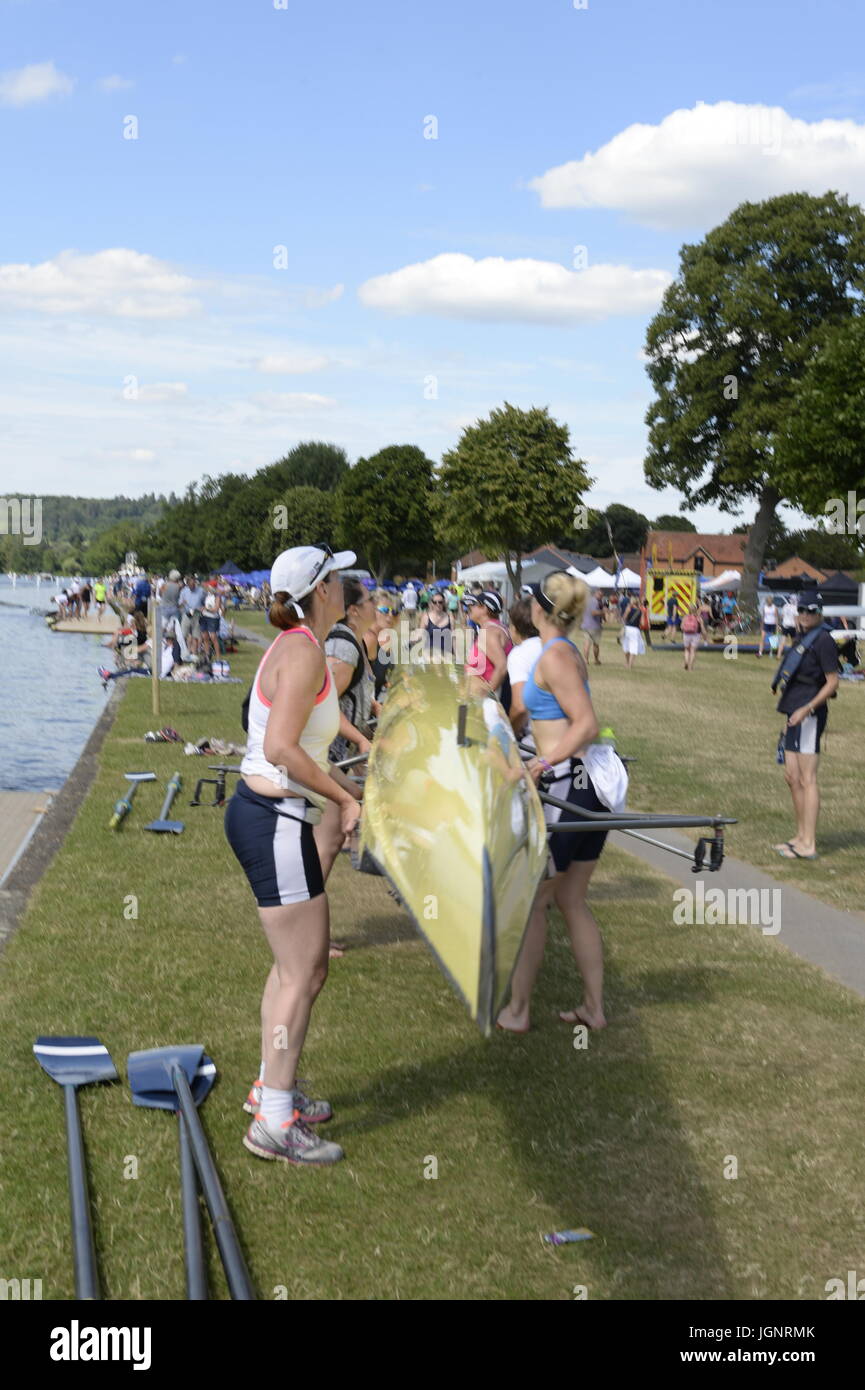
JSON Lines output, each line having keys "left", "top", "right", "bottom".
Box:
{"left": 224, "top": 545, "right": 361, "bottom": 1167}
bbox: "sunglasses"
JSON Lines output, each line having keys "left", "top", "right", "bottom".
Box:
{"left": 797, "top": 605, "right": 821, "bottom": 614}
{"left": 308, "top": 543, "right": 335, "bottom": 588}
{"left": 377, "top": 605, "right": 392, "bottom": 614}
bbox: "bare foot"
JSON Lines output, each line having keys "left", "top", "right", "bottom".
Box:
{"left": 328, "top": 943, "right": 346, "bottom": 959}
{"left": 496, "top": 1005, "right": 529, "bottom": 1034}
{"left": 558, "top": 1006, "right": 607, "bottom": 1030}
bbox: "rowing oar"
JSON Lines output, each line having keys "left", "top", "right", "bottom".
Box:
{"left": 127, "top": 1046, "right": 255, "bottom": 1300}
{"left": 128, "top": 1050, "right": 216, "bottom": 1299}
{"left": 537, "top": 787, "right": 735, "bottom": 870}
{"left": 33, "top": 1037, "right": 118, "bottom": 1299}
{"left": 109, "top": 771, "right": 156, "bottom": 829}
{"left": 144, "top": 771, "right": 184, "bottom": 834}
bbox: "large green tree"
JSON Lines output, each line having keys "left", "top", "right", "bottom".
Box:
{"left": 775, "top": 314, "right": 865, "bottom": 522}
{"left": 435, "top": 403, "right": 592, "bottom": 587}
{"left": 643, "top": 191, "right": 865, "bottom": 611}
{"left": 580, "top": 503, "right": 650, "bottom": 556}
{"left": 259, "top": 485, "right": 336, "bottom": 558}
{"left": 335, "top": 445, "right": 435, "bottom": 580}
{"left": 653, "top": 513, "right": 697, "bottom": 533}
{"left": 257, "top": 441, "right": 350, "bottom": 495}
{"left": 85, "top": 521, "right": 150, "bottom": 575}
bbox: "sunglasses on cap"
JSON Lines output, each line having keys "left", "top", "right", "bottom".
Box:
{"left": 520, "top": 569, "right": 571, "bottom": 614}
{"left": 308, "top": 543, "right": 335, "bottom": 587}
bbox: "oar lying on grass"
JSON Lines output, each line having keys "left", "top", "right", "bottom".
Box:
{"left": 33, "top": 1036, "right": 118, "bottom": 1299}
{"left": 109, "top": 771, "right": 156, "bottom": 829}
{"left": 144, "top": 772, "right": 184, "bottom": 834}
{"left": 129, "top": 1051, "right": 216, "bottom": 1299}
{"left": 127, "top": 1046, "right": 255, "bottom": 1301}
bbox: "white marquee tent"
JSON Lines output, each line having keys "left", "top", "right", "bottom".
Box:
{"left": 700, "top": 569, "right": 742, "bottom": 591}
{"left": 578, "top": 565, "right": 616, "bottom": 589}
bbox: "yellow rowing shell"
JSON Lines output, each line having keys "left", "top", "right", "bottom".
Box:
{"left": 358, "top": 662, "right": 548, "bottom": 1033}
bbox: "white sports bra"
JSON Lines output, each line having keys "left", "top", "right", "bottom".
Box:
{"left": 241, "top": 626, "right": 339, "bottom": 807}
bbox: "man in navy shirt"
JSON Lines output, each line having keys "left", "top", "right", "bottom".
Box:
{"left": 132, "top": 572, "right": 151, "bottom": 615}
{"left": 773, "top": 596, "right": 840, "bottom": 860}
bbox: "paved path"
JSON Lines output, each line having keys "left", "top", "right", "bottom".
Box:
{"left": 611, "top": 828, "right": 865, "bottom": 999}
{"left": 0, "top": 791, "right": 53, "bottom": 887}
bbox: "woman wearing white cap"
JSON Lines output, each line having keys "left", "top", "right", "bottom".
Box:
{"left": 224, "top": 544, "right": 360, "bottom": 1166}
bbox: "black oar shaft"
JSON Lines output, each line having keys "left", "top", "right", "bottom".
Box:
{"left": 63, "top": 1084, "right": 99, "bottom": 1300}
{"left": 538, "top": 787, "right": 735, "bottom": 832}
{"left": 178, "top": 1112, "right": 207, "bottom": 1300}
{"left": 172, "top": 1066, "right": 255, "bottom": 1300}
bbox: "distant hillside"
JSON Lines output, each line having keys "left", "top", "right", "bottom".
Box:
{"left": 0, "top": 493, "right": 168, "bottom": 574}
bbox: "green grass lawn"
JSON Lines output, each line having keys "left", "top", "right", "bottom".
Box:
{"left": 2, "top": 637, "right": 865, "bottom": 1300}
{"left": 592, "top": 629, "right": 865, "bottom": 909}
{"left": 232, "top": 608, "right": 270, "bottom": 641}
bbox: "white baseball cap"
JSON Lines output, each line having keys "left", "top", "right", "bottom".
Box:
{"left": 270, "top": 545, "right": 357, "bottom": 600}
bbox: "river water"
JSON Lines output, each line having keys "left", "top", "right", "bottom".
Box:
{"left": 0, "top": 577, "right": 109, "bottom": 793}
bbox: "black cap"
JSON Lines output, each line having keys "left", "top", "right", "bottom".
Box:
{"left": 469, "top": 590, "right": 503, "bottom": 615}
{"left": 797, "top": 593, "right": 823, "bottom": 614}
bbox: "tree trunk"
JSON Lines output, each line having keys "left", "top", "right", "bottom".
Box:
{"left": 740, "top": 484, "right": 780, "bottom": 616}
{"left": 503, "top": 550, "right": 523, "bottom": 597}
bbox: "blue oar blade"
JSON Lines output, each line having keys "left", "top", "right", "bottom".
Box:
{"left": 34, "top": 1036, "right": 118, "bottom": 1086}
{"left": 127, "top": 1045, "right": 208, "bottom": 1110}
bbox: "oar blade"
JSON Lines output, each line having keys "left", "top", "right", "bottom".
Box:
{"left": 127, "top": 1045, "right": 208, "bottom": 1110}
{"left": 34, "top": 1036, "right": 118, "bottom": 1087}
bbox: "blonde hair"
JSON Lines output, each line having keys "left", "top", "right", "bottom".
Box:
{"left": 542, "top": 571, "right": 589, "bottom": 633}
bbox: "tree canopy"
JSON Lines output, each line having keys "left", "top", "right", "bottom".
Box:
{"left": 775, "top": 314, "right": 865, "bottom": 519}
{"left": 435, "top": 402, "right": 592, "bottom": 587}
{"left": 580, "top": 503, "right": 650, "bottom": 555}
{"left": 260, "top": 485, "right": 336, "bottom": 557}
{"left": 652, "top": 513, "right": 697, "bottom": 533}
{"left": 257, "top": 441, "right": 350, "bottom": 495}
{"left": 643, "top": 191, "right": 865, "bottom": 609}
{"left": 335, "top": 444, "right": 436, "bottom": 580}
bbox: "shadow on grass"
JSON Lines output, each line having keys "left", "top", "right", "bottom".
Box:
{"left": 811, "top": 828, "right": 865, "bottom": 853}
{"left": 330, "top": 946, "right": 731, "bottom": 1299}
{"left": 341, "top": 912, "right": 418, "bottom": 949}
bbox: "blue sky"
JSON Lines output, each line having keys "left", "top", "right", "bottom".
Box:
{"left": 2, "top": 0, "right": 865, "bottom": 534}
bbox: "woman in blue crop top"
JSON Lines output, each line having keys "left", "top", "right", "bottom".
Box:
{"left": 497, "top": 569, "right": 610, "bottom": 1035}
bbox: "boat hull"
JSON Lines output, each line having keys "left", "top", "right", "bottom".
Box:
{"left": 359, "top": 662, "right": 548, "bottom": 1033}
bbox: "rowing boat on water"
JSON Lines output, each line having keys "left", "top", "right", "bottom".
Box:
{"left": 358, "top": 661, "right": 548, "bottom": 1033}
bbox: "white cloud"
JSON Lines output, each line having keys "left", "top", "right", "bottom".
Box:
{"left": 0, "top": 60, "right": 75, "bottom": 107}
{"left": 106, "top": 447, "right": 156, "bottom": 462}
{"left": 529, "top": 101, "right": 865, "bottom": 228}
{"left": 304, "top": 284, "right": 344, "bottom": 308}
{"left": 98, "top": 75, "right": 134, "bottom": 93}
{"left": 358, "top": 252, "right": 671, "bottom": 323}
{"left": 0, "top": 249, "right": 201, "bottom": 318}
{"left": 135, "top": 382, "right": 188, "bottom": 402}
{"left": 251, "top": 392, "right": 336, "bottom": 411}
{"left": 256, "top": 352, "right": 329, "bottom": 374}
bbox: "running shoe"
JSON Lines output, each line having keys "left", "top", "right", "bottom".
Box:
{"left": 243, "top": 1079, "right": 332, "bottom": 1124}
{"left": 243, "top": 1112, "right": 344, "bottom": 1166}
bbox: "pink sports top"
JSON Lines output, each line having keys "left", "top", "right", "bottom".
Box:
{"left": 466, "top": 619, "right": 513, "bottom": 684}
{"left": 240, "top": 626, "right": 339, "bottom": 806}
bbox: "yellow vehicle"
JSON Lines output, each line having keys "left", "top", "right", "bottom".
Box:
{"left": 645, "top": 569, "right": 699, "bottom": 626}
{"left": 358, "top": 661, "right": 548, "bottom": 1034}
